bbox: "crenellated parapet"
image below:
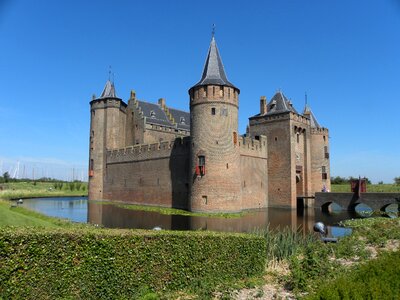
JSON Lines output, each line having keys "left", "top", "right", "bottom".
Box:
{"left": 238, "top": 135, "right": 267, "bottom": 158}
{"left": 90, "top": 98, "right": 127, "bottom": 113}
{"left": 107, "top": 137, "right": 190, "bottom": 164}
{"left": 290, "top": 112, "right": 310, "bottom": 125}
{"left": 311, "top": 127, "right": 329, "bottom": 135}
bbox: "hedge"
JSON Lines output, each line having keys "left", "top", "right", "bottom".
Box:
{"left": 307, "top": 250, "right": 400, "bottom": 299}
{"left": 0, "top": 228, "right": 266, "bottom": 299}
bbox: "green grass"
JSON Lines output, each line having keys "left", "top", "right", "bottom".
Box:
{"left": 92, "top": 200, "right": 247, "bottom": 218}
{"left": 0, "top": 200, "right": 81, "bottom": 228}
{"left": 331, "top": 183, "right": 400, "bottom": 193}
{"left": 0, "top": 181, "right": 87, "bottom": 200}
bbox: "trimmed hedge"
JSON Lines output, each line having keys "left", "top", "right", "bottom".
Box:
{"left": 307, "top": 250, "right": 400, "bottom": 299}
{"left": 0, "top": 228, "right": 265, "bottom": 299}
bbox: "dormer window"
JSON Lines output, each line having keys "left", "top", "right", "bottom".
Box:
{"left": 150, "top": 110, "right": 156, "bottom": 118}
{"left": 180, "top": 117, "right": 185, "bottom": 124}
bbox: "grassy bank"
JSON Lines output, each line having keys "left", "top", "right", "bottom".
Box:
{"left": 1, "top": 190, "right": 400, "bottom": 298}
{"left": 0, "top": 181, "right": 87, "bottom": 200}
{"left": 332, "top": 183, "right": 400, "bottom": 193}
{"left": 0, "top": 200, "right": 86, "bottom": 228}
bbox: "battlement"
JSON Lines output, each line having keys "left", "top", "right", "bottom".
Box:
{"left": 238, "top": 135, "right": 267, "bottom": 158}
{"left": 290, "top": 112, "right": 310, "bottom": 125}
{"left": 311, "top": 127, "right": 329, "bottom": 135}
{"left": 107, "top": 137, "right": 190, "bottom": 164}
{"left": 90, "top": 98, "right": 127, "bottom": 113}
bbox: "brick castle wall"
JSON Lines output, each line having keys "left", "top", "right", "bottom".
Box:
{"left": 104, "top": 138, "right": 190, "bottom": 208}
{"left": 239, "top": 136, "right": 268, "bottom": 209}
{"left": 310, "top": 128, "right": 331, "bottom": 193}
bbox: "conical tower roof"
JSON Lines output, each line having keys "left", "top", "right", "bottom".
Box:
{"left": 100, "top": 80, "right": 117, "bottom": 98}
{"left": 303, "top": 105, "right": 321, "bottom": 128}
{"left": 191, "top": 36, "right": 237, "bottom": 90}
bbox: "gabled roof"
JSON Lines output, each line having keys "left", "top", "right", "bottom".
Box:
{"left": 100, "top": 80, "right": 117, "bottom": 98}
{"left": 265, "top": 91, "right": 298, "bottom": 115}
{"left": 303, "top": 105, "right": 321, "bottom": 128}
{"left": 191, "top": 36, "right": 237, "bottom": 90}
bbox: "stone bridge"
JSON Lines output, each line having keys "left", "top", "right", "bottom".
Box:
{"left": 312, "top": 192, "right": 400, "bottom": 212}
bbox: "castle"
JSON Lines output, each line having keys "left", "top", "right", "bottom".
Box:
{"left": 88, "top": 36, "right": 331, "bottom": 212}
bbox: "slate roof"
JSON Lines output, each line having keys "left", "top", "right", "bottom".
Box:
{"left": 303, "top": 105, "right": 321, "bottom": 128}
{"left": 192, "top": 36, "right": 237, "bottom": 90}
{"left": 137, "top": 101, "right": 190, "bottom": 130}
{"left": 137, "top": 101, "right": 171, "bottom": 127}
{"left": 169, "top": 108, "right": 190, "bottom": 130}
{"left": 265, "top": 91, "right": 298, "bottom": 115}
{"left": 100, "top": 80, "right": 117, "bottom": 98}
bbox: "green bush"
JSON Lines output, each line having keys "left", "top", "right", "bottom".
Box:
{"left": 0, "top": 228, "right": 266, "bottom": 299}
{"left": 306, "top": 250, "right": 400, "bottom": 299}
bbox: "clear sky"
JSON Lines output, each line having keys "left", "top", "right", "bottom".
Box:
{"left": 1, "top": 0, "right": 399, "bottom": 183}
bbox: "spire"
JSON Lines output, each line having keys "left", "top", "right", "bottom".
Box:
{"left": 100, "top": 80, "right": 117, "bottom": 98}
{"left": 192, "top": 36, "right": 237, "bottom": 89}
{"left": 303, "top": 104, "right": 321, "bottom": 128}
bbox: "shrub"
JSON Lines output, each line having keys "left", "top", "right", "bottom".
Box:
{"left": 306, "top": 250, "right": 400, "bottom": 299}
{"left": 0, "top": 228, "right": 266, "bottom": 299}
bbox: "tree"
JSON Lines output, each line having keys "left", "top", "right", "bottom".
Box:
{"left": 2, "top": 172, "right": 10, "bottom": 183}
{"left": 394, "top": 177, "right": 400, "bottom": 185}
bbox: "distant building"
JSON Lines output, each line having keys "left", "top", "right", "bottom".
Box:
{"left": 88, "top": 36, "right": 330, "bottom": 212}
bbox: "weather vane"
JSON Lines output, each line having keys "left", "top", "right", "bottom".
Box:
{"left": 108, "top": 65, "right": 112, "bottom": 81}
{"left": 212, "top": 23, "right": 216, "bottom": 37}
{"left": 305, "top": 92, "right": 308, "bottom": 106}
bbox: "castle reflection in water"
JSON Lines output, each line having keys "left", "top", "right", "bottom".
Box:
{"left": 88, "top": 201, "right": 355, "bottom": 236}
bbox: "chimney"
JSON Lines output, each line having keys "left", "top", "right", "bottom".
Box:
{"left": 130, "top": 90, "right": 136, "bottom": 100}
{"left": 158, "top": 98, "right": 166, "bottom": 108}
{"left": 260, "top": 96, "right": 267, "bottom": 115}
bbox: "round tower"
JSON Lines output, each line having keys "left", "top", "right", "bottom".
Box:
{"left": 88, "top": 80, "right": 126, "bottom": 200}
{"left": 188, "top": 36, "right": 242, "bottom": 212}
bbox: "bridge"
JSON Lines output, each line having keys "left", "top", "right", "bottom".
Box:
{"left": 311, "top": 192, "right": 400, "bottom": 212}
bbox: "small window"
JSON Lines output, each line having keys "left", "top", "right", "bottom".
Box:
{"left": 211, "top": 107, "right": 216, "bottom": 115}
{"left": 274, "top": 137, "right": 278, "bottom": 141}
{"left": 150, "top": 110, "right": 156, "bottom": 118}
{"left": 203, "top": 87, "right": 207, "bottom": 97}
{"left": 322, "top": 166, "right": 326, "bottom": 173}
{"left": 233, "top": 132, "right": 238, "bottom": 145}
{"left": 213, "top": 86, "right": 215, "bottom": 96}
{"left": 180, "top": 117, "right": 185, "bottom": 124}
{"left": 297, "top": 134, "right": 300, "bottom": 143}
{"left": 198, "top": 155, "right": 205, "bottom": 166}
{"left": 220, "top": 86, "right": 224, "bottom": 97}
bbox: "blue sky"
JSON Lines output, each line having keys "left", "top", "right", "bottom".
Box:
{"left": 0, "top": 0, "right": 399, "bottom": 183}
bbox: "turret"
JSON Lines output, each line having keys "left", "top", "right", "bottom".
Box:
{"left": 303, "top": 104, "right": 331, "bottom": 193}
{"left": 88, "top": 80, "right": 127, "bottom": 200}
{"left": 188, "top": 36, "right": 242, "bottom": 212}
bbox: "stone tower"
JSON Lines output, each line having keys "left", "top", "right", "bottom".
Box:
{"left": 303, "top": 104, "right": 331, "bottom": 193}
{"left": 88, "top": 80, "right": 127, "bottom": 200}
{"left": 188, "top": 36, "right": 242, "bottom": 212}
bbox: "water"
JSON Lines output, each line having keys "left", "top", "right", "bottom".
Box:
{"left": 21, "top": 196, "right": 366, "bottom": 237}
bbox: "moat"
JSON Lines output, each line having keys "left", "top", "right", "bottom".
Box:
{"left": 21, "top": 196, "right": 383, "bottom": 237}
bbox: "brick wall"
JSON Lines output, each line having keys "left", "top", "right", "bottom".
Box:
{"left": 104, "top": 138, "right": 190, "bottom": 208}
